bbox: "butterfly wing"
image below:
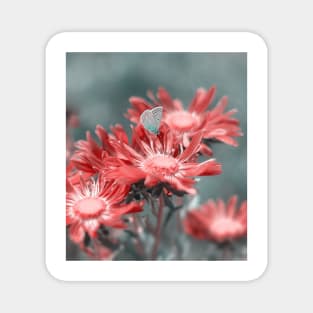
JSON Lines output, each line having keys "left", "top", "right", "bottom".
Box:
{"left": 151, "top": 106, "right": 163, "bottom": 130}
{"left": 140, "top": 109, "right": 158, "bottom": 134}
{"left": 140, "top": 106, "right": 163, "bottom": 134}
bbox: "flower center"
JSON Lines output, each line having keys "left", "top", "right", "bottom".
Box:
{"left": 165, "top": 111, "right": 199, "bottom": 132}
{"left": 74, "top": 197, "right": 106, "bottom": 218}
{"left": 210, "top": 217, "right": 242, "bottom": 237}
{"left": 143, "top": 154, "right": 179, "bottom": 177}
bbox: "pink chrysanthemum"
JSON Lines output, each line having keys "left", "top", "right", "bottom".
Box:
{"left": 125, "top": 86, "right": 242, "bottom": 155}
{"left": 103, "top": 124, "right": 222, "bottom": 195}
{"left": 183, "top": 196, "right": 247, "bottom": 242}
{"left": 70, "top": 124, "right": 128, "bottom": 176}
{"left": 66, "top": 177, "right": 143, "bottom": 244}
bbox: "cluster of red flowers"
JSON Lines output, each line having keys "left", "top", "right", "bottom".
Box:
{"left": 66, "top": 86, "right": 247, "bottom": 260}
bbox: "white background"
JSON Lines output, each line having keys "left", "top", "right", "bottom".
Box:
{"left": 0, "top": 0, "right": 312, "bottom": 311}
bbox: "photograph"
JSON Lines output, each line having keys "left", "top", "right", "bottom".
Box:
{"left": 65, "top": 52, "right": 247, "bottom": 261}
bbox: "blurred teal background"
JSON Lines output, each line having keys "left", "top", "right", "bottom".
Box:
{"left": 66, "top": 52, "right": 247, "bottom": 204}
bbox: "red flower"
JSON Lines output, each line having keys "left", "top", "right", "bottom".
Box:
{"left": 66, "top": 176, "right": 143, "bottom": 244}
{"left": 125, "top": 86, "right": 242, "bottom": 155}
{"left": 70, "top": 124, "right": 128, "bottom": 176}
{"left": 183, "top": 196, "right": 247, "bottom": 242}
{"left": 104, "top": 124, "right": 222, "bottom": 195}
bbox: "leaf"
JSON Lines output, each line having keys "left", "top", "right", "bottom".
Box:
{"left": 97, "top": 236, "right": 119, "bottom": 250}
{"left": 150, "top": 183, "right": 163, "bottom": 198}
{"left": 124, "top": 229, "right": 138, "bottom": 239}
{"left": 163, "top": 183, "right": 187, "bottom": 197}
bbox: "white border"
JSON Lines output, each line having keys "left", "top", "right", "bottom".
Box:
{"left": 45, "top": 32, "right": 268, "bottom": 281}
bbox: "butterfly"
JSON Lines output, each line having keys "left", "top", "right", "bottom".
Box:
{"left": 140, "top": 106, "right": 163, "bottom": 134}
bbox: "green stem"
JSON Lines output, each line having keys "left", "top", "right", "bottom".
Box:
{"left": 150, "top": 195, "right": 164, "bottom": 260}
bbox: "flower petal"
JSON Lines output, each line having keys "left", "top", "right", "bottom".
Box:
{"left": 210, "top": 96, "right": 228, "bottom": 117}
{"left": 83, "top": 219, "right": 100, "bottom": 238}
{"left": 169, "top": 176, "right": 197, "bottom": 195}
{"left": 189, "top": 85, "right": 216, "bottom": 113}
{"left": 178, "top": 131, "right": 203, "bottom": 162}
{"left": 69, "top": 222, "right": 85, "bottom": 244}
{"left": 125, "top": 97, "right": 152, "bottom": 123}
{"left": 181, "top": 159, "right": 222, "bottom": 176}
{"left": 105, "top": 165, "right": 146, "bottom": 184}
{"left": 110, "top": 124, "right": 129, "bottom": 144}
{"left": 199, "top": 143, "right": 213, "bottom": 156}
{"left": 129, "top": 96, "right": 152, "bottom": 112}
{"left": 157, "top": 87, "right": 175, "bottom": 110}
{"left": 144, "top": 174, "right": 159, "bottom": 187}
{"left": 183, "top": 211, "right": 210, "bottom": 240}
{"left": 214, "top": 135, "right": 239, "bottom": 146}
{"left": 112, "top": 201, "right": 143, "bottom": 216}
{"left": 227, "top": 195, "right": 238, "bottom": 217}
